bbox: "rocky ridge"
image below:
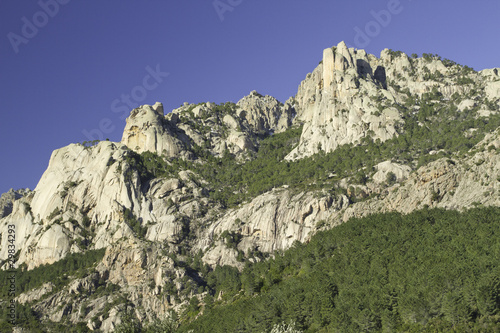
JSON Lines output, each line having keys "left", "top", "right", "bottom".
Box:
{"left": 122, "top": 92, "right": 295, "bottom": 160}
{"left": 287, "top": 41, "right": 499, "bottom": 159}
{"left": 342, "top": 127, "right": 500, "bottom": 220}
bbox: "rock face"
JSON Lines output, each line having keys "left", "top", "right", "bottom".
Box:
{"left": 286, "top": 41, "right": 499, "bottom": 160}
{"left": 200, "top": 189, "right": 349, "bottom": 267}
{"left": 287, "top": 41, "right": 402, "bottom": 159}
{"left": 482, "top": 68, "right": 500, "bottom": 101}
{"left": 121, "top": 94, "right": 295, "bottom": 160}
{"left": 236, "top": 90, "right": 295, "bottom": 134}
{"left": 0, "top": 140, "right": 204, "bottom": 270}
{"left": 343, "top": 128, "right": 500, "bottom": 221}
{"left": 0, "top": 188, "right": 29, "bottom": 218}
{"left": 1, "top": 142, "right": 137, "bottom": 269}
{"left": 121, "top": 102, "right": 191, "bottom": 158}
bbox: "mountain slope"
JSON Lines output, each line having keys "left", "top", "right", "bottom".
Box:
{"left": 179, "top": 207, "right": 500, "bottom": 333}
{"left": 0, "top": 41, "right": 500, "bottom": 332}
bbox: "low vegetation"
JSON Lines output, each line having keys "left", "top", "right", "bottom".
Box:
{"left": 0, "top": 249, "right": 106, "bottom": 331}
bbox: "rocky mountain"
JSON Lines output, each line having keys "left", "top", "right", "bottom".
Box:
{"left": 1, "top": 41, "right": 499, "bottom": 332}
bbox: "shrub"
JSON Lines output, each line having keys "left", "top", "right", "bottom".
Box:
{"left": 386, "top": 172, "right": 397, "bottom": 185}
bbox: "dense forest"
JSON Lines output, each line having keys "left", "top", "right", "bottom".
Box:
{"left": 4, "top": 208, "right": 500, "bottom": 332}
{"left": 0, "top": 249, "right": 106, "bottom": 332}
{"left": 177, "top": 207, "right": 500, "bottom": 332}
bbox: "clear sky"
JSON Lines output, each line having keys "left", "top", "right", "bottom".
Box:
{"left": 0, "top": 0, "right": 499, "bottom": 194}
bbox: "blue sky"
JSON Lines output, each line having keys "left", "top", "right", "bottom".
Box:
{"left": 0, "top": 0, "right": 499, "bottom": 194}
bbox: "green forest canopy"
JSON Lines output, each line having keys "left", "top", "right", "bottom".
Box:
{"left": 180, "top": 207, "right": 500, "bottom": 332}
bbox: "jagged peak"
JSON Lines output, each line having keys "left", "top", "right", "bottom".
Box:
{"left": 237, "top": 90, "right": 280, "bottom": 104}
{"left": 288, "top": 41, "right": 500, "bottom": 161}
{"left": 152, "top": 101, "right": 164, "bottom": 115}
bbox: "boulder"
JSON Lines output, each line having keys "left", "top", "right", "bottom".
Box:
{"left": 121, "top": 103, "right": 189, "bottom": 157}
{"left": 372, "top": 161, "right": 412, "bottom": 184}
{"left": 485, "top": 81, "right": 500, "bottom": 100}
{"left": 458, "top": 99, "right": 476, "bottom": 111}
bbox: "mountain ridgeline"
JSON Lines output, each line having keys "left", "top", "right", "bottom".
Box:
{"left": 1, "top": 41, "right": 500, "bottom": 332}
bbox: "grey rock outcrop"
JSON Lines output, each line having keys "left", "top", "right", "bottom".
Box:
{"left": 16, "top": 282, "right": 54, "bottom": 305}
{"left": 121, "top": 96, "right": 295, "bottom": 160}
{"left": 0, "top": 188, "right": 29, "bottom": 218}
{"left": 236, "top": 91, "right": 294, "bottom": 133}
{"left": 286, "top": 41, "right": 403, "bottom": 160}
{"left": 485, "top": 80, "right": 500, "bottom": 101}
{"left": 18, "top": 239, "right": 199, "bottom": 332}
{"left": 121, "top": 102, "right": 191, "bottom": 158}
{"left": 0, "top": 140, "right": 202, "bottom": 269}
{"left": 200, "top": 189, "right": 349, "bottom": 267}
{"left": 286, "top": 41, "right": 497, "bottom": 160}
{"left": 372, "top": 161, "right": 411, "bottom": 184}
{"left": 343, "top": 128, "right": 500, "bottom": 221}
